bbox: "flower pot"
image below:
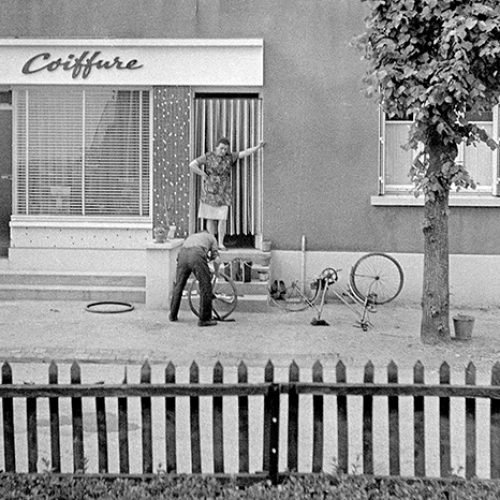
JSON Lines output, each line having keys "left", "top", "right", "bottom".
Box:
{"left": 453, "top": 314, "right": 475, "bottom": 341}
{"left": 153, "top": 227, "right": 167, "bottom": 243}
{"left": 167, "top": 225, "right": 176, "bottom": 239}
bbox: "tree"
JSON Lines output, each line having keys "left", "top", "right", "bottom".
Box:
{"left": 355, "top": 0, "right": 500, "bottom": 343}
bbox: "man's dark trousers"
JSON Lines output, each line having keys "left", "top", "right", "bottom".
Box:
{"left": 170, "top": 247, "right": 213, "bottom": 321}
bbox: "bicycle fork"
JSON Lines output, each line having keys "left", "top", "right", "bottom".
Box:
{"left": 328, "top": 282, "right": 377, "bottom": 331}
{"left": 311, "top": 279, "right": 330, "bottom": 326}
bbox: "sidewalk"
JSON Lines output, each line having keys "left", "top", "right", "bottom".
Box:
{"left": 1, "top": 299, "right": 499, "bottom": 371}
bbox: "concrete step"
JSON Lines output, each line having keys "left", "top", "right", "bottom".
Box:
{"left": 219, "top": 248, "right": 271, "bottom": 266}
{"left": 0, "top": 271, "right": 145, "bottom": 287}
{"left": 0, "top": 284, "right": 145, "bottom": 302}
{"left": 233, "top": 294, "right": 273, "bottom": 313}
{"left": 0, "top": 252, "right": 272, "bottom": 309}
{"left": 0, "top": 272, "right": 270, "bottom": 310}
{"left": 0, "top": 271, "right": 145, "bottom": 302}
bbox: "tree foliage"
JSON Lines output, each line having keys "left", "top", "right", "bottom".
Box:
{"left": 355, "top": 0, "right": 500, "bottom": 199}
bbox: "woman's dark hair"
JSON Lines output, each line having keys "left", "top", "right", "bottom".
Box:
{"left": 216, "top": 137, "right": 230, "bottom": 147}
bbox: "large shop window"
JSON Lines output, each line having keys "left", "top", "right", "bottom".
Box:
{"left": 15, "top": 87, "right": 150, "bottom": 216}
{"left": 380, "top": 107, "right": 499, "bottom": 196}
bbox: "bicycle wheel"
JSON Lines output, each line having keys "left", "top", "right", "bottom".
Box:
{"left": 349, "top": 252, "right": 404, "bottom": 305}
{"left": 188, "top": 271, "right": 238, "bottom": 320}
{"left": 269, "top": 279, "right": 322, "bottom": 312}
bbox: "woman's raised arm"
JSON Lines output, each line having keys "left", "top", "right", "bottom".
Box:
{"left": 238, "top": 141, "right": 265, "bottom": 159}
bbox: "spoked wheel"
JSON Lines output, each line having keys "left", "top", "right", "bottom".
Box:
{"left": 269, "top": 279, "right": 322, "bottom": 312}
{"left": 188, "top": 271, "right": 238, "bottom": 320}
{"left": 349, "top": 253, "right": 404, "bottom": 305}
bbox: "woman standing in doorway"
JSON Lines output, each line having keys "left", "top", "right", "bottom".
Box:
{"left": 189, "top": 138, "right": 265, "bottom": 249}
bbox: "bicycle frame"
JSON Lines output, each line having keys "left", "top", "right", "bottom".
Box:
{"left": 325, "top": 276, "right": 377, "bottom": 331}
{"left": 282, "top": 270, "right": 377, "bottom": 330}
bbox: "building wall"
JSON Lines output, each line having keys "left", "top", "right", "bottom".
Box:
{"left": 0, "top": 0, "right": 498, "bottom": 261}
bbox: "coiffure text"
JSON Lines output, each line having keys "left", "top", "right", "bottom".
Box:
{"left": 22, "top": 50, "right": 143, "bottom": 79}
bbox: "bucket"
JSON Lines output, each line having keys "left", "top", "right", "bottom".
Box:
{"left": 453, "top": 314, "right": 475, "bottom": 340}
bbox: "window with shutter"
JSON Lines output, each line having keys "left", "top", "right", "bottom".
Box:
{"left": 14, "top": 87, "right": 150, "bottom": 217}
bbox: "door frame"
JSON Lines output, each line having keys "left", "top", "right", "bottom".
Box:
{"left": 0, "top": 96, "right": 12, "bottom": 252}
{"left": 188, "top": 92, "right": 264, "bottom": 248}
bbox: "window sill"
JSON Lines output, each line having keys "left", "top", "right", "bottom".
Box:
{"left": 371, "top": 195, "right": 500, "bottom": 207}
{"left": 11, "top": 215, "right": 152, "bottom": 228}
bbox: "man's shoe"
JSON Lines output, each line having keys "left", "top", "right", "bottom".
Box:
{"left": 198, "top": 319, "right": 217, "bottom": 327}
{"left": 169, "top": 314, "right": 178, "bottom": 322}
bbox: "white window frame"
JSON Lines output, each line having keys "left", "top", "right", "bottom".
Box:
{"left": 12, "top": 86, "right": 153, "bottom": 220}
{"left": 373, "top": 105, "right": 500, "bottom": 207}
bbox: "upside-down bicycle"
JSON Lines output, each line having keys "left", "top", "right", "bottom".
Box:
{"left": 268, "top": 252, "right": 404, "bottom": 330}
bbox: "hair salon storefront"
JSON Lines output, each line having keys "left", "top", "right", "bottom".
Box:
{"left": 0, "top": 39, "right": 264, "bottom": 273}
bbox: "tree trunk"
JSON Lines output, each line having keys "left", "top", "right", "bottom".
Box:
{"left": 420, "top": 145, "right": 451, "bottom": 343}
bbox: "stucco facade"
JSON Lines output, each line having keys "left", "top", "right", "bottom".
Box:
{"left": 0, "top": 0, "right": 499, "bottom": 306}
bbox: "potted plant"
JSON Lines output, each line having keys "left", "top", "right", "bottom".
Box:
{"left": 153, "top": 225, "right": 168, "bottom": 243}
{"left": 165, "top": 192, "right": 177, "bottom": 239}
{"left": 167, "top": 223, "right": 176, "bottom": 239}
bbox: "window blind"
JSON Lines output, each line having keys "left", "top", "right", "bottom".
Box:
{"left": 15, "top": 88, "right": 150, "bottom": 216}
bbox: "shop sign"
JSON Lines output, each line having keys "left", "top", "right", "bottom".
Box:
{"left": 22, "top": 50, "right": 143, "bottom": 80}
{"left": 0, "top": 39, "right": 264, "bottom": 86}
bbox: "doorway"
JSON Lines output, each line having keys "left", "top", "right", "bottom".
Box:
{"left": 0, "top": 91, "right": 12, "bottom": 256}
{"left": 191, "top": 94, "right": 263, "bottom": 248}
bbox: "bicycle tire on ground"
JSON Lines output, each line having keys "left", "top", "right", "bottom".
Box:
{"left": 349, "top": 252, "right": 404, "bottom": 305}
{"left": 188, "top": 271, "right": 238, "bottom": 320}
{"left": 269, "top": 280, "right": 322, "bottom": 312}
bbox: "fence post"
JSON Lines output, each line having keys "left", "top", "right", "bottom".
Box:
{"left": 387, "top": 360, "right": 400, "bottom": 476}
{"left": 287, "top": 360, "right": 299, "bottom": 472}
{"left": 238, "top": 361, "right": 249, "bottom": 473}
{"left": 465, "top": 361, "right": 476, "bottom": 479}
{"left": 268, "top": 383, "right": 280, "bottom": 485}
{"left": 118, "top": 367, "right": 130, "bottom": 474}
{"left": 190, "top": 361, "right": 201, "bottom": 473}
{"left": 439, "top": 362, "right": 451, "bottom": 477}
{"left": 336, "top": 360, "right": 348, "bottom": 474}
{"left": 262, "top": 360, "right": 274, "bottom": 472}
{"left": 49, "top": 361, "right": 61, "bottom": 473}
{"left": 141, "top": 360, "right": 153, "bottom": 474}
{"left": 96, "top": 386, "right": 108, "bottom": 473}
{"left": 71, "top": 361, "right": 84, "bottom": 473}
{"left": 213, "top": 361, "right": 224, "bottom": 473}
{"left": 165, "top": 361, "right": 177, "bottom": 473}
{"left": 363, "top": 360, "right": 374, "bottom": 475}
{"left": 26, "top": 379, "right": 38, "bottom": 473}
{"left": 312, "top": 361, "right": 324, "bottom": 473}
{"left": 491, "top": 362, "right": 500, "bottom": 479}
{"left": 414, "top": 360, "right": 425, "bottom": 477}
{"left": 2, "top": 362, "right": 15, "bottom": 472}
